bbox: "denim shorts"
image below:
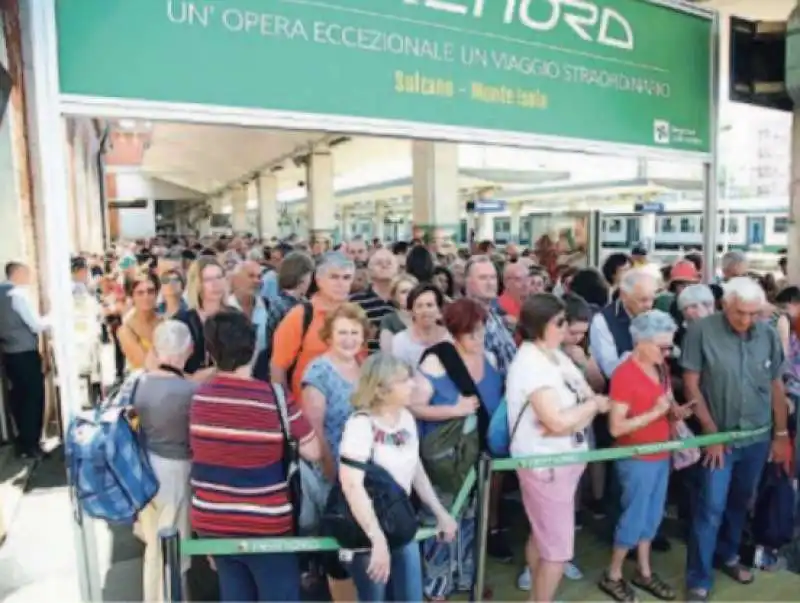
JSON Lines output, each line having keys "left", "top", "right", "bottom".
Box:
{"left": 614, "top": 458, "right": 670, "bottom": 549}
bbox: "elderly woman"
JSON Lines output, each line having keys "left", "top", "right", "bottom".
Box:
{"left": 339, "top": 353, "right": 457, "bottom": 601}
{"left": 302, "top": 303, "right": 371, "bottom": 601}
{"left": 600, "top": 310, "right": 690, "bottom": 602}
{"left": 507, "top": 294, "right": 610, "bottom": 603}
{"left": 134, "top": 320, "right": 198, "bottom": 602}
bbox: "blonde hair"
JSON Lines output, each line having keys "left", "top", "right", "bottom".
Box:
{"left": 186, "top": 257, "right": 225, "bottom": 311}
{"left": 390, "top": 274, "right": 419, "bottom": 308}
{"left": 350, "top": 353, "right": 412, "bottom": 411}
{"left": 319, "top": 302, "right": 370, "bottom": 344}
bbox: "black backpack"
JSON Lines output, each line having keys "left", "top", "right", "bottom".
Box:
{"left": 253, "top": 300, "right": 313, "bottom": 382}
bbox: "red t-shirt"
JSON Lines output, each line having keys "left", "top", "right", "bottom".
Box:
{"left": 497, "top": 292, "right": 522, "bottom": 319}
{"left": 609, "top": 358, "right": 670, "bottom": 461}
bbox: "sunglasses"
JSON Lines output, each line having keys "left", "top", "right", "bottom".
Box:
{"left": 160, "top": 275, "right": 182, "bottom": 286}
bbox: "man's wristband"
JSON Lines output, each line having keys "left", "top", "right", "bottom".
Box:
{"left": 774, "top": 430, "right": 789, "bottom": 438}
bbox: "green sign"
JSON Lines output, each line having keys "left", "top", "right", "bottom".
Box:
{"left": 56, "top": 0, "right": 712, "bottom": 153}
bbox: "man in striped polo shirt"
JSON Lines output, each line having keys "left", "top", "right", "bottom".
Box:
{"left": 350, "top": 248, "right": 398, "bottom": 354}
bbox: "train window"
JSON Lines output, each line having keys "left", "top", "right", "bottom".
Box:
{"left": 608, "top": 219, "right": 622, "bottom": 233}
{"left": 661, "top": 218, "right": 675, "bottom": 233}
{"left": 679, "top": 217, "right": 695, "bottom": 233}
{"left": 601, "top": 219, "right": 607, "bottom": 233}
{"left": 728, "top": 217, "right": 739, "bottom": 234}
{"left": 773, "top": 217, "right": 789, "bottom": 234}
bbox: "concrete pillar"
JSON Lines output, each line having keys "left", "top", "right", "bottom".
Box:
{"left": 340, "top": 206, "right": 350, "bottom": 243}
{"left": 375, "top": 202, "right": 386, "bottom": 242}
{"left": 231, "top": 186, "right": 248, "bottom": 234}
{"left": 412, "top": 141, "right": 460, "bottom": 247}
{"left": 306, "top": 147, "right": 335, "bottom": 247}
{"left": 257, "top": 174, "right": 279, "bottom": 241}
{"left": 73, "top": 134, "right": 91, "bottom": 251}
{"left": 639, "top": 212, "right": 657, "bottom": 253}
{"left": 510, "top": 204, "right": 522, "bottom": 244}
{"left": 475, "top": 213, "right": 493, "bottom": 242}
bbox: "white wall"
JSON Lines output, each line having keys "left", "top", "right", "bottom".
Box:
{"left": 0, "top": 21, "right": 25, "bottom": 265}
{"left": 118, "top": 200, "right": 157, "bottom": 239}
{"left": 111, "top": 169, "right": 203, "bottom": 201}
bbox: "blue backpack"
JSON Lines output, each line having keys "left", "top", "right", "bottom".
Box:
{"left": 65, "top": 375, "right": 159, "bottom": 525}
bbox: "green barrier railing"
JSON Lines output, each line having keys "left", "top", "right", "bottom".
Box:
{"left": 159, "top": 425, "right": 771, "bottom": 602}
{"left": 471, "top": 425, "right": 772, "bottom": 599}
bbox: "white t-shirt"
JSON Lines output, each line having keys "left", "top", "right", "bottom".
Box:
{"left": 338, "top": 409, "right": 419, "bottom": 494}
{"left": 506, "top": 342, "right": 589, "bottom": 458}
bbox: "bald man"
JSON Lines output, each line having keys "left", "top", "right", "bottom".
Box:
{"left": 350, "top": 248, "right": 399, "bottom": 353}
{"left": 498, "top": 261, "right": 529, "bottom": 322}
{"left": 228, "top": 260, "right": 270, "bottom": 359}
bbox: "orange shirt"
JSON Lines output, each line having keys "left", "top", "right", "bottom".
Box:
{"left": 271, "top": 297, "right": 330, "bottom": 403}
{"left": 497, "top": 292, "right": 522, "bottom": 319}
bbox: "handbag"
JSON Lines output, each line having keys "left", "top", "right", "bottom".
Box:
{"left": 419, "top": 342, "right": 490, "bottom": 496}
{"left": 273, "top": 384, "right": 330, "bottom": 534}
{"left": 320, "top": 414, "right": 418, "bottom": 549}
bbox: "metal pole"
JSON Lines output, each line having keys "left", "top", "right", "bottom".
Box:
{"left": 472, "top": 454, "right": 492, "bottom": 602}
{"left": 22, "top": 0, "right": 103, "bottom": 599}
{"left": 160, "top": 527, "right": 184, "bottom": 603}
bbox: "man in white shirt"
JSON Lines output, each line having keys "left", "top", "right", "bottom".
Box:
{"left": 0, "top": 262, "right": 49, "bottom": 458}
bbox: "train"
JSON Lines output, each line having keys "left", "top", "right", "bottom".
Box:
{"left": 599, "top": 207, "right": 788, "bottom": 254}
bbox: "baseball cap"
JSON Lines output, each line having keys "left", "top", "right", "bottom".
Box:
{"left": 670, "top": 259, "right": 700, "bottom": 283}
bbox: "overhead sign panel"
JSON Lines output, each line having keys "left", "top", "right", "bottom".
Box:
{"left": 56, "top": 0, "right": 712, "bottom": 153}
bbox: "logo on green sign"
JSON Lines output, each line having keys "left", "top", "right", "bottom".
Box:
{"left": 403, "top": 0, "right": 634, "bottom": 50}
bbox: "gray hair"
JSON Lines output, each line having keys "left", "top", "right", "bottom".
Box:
{"left": 619, "top": 268, "right": 658, "bottom": 294}
{"left": 677, "top": 284, "right": 715, "bottom": 312}
{"left": 723, "top": 276, "right": 765, "bottom": 304}
{"left": 630, "top": 309, "right": 677, "bottom": 344}
{"left": 317, "top": 251, "right": 355, "bottom": 276}
{"left": 153, "top": 320, "right": 192, "bottom": 359}
{"left": 464, "top": 254, "right": 495, "bottom": 278}
{"left": 721, "top": 250, "right": 746, "bottom": 273}
{"left": 246, "top": 247, "right": 264, "bottom": 262}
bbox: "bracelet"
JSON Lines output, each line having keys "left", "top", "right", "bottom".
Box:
{"left": 775, "top": 430, "right": 789, "bottom": 438}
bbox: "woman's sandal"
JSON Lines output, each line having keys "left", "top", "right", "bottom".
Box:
{"left": 598, "top": 571, "right": 639, "bottom": 602}
{"left": 717, "top": 561, "right": 755, "bottom": 585}
{"left": 631, "top": 572, "right": 677, "bottom": 601}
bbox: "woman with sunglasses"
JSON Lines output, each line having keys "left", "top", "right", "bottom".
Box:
{"left": 507, "top": 293, "right": 609, "bottom": 603}
{"left": 158, "top": 269, "right": 187, "bottom": 318}
{"left": 599, "top": 309, "right": 691, "bottom": 602}
{"left": 117, "top": 271, "right": 162, "bottom": 371}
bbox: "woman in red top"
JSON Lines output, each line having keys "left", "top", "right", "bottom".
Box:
{"left": 599, "top": 309, "right": 692, "bottom": 602}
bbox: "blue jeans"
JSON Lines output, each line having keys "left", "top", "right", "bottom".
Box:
{"left": 686, "top": 440, "right": 770, "bottom": 591}
{"left": 213, "top": 551, "right": 300, "bottom": 601}
{"left": 345, "top": 540, "right": 423, "bottom": 602}
{"left": 614, "top": 458, "right": 670, "bottom": 549}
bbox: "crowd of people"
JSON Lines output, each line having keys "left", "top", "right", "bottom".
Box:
{"left": 1, "top": 233, "right": 798, "bottom": 602}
